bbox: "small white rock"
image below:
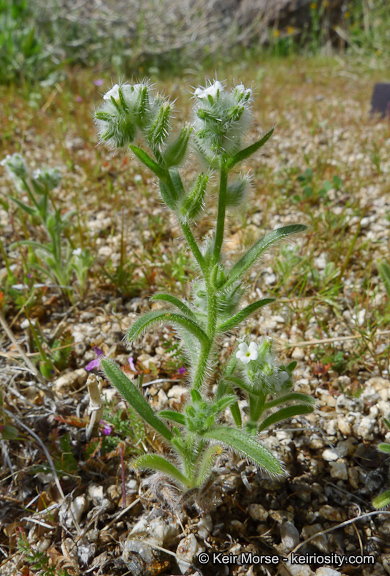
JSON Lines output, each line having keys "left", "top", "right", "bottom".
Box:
{"left": 322, "top": 448, "right": 339, "bottom": 462}
{"left": 176, "top": 534, "right": 202, "bottom": 574}
{"left": 292, "top": 347, "right": 305, "bottom": 360}
{"left": 329, "top": 461, "right": 348, "bottom": 480}
{"left": 248, "top": 503, "right": 269, "bottom": 522}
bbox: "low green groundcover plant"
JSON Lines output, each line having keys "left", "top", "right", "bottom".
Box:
{"left": 94, "top": 79, "right": 314, "bottom": 494}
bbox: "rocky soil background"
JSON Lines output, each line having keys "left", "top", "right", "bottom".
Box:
{"left": 0, "top": 58, "right": 390, "bottom": 575}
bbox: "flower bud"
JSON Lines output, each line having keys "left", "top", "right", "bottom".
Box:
{"left": 147, "top": 101, "right": 171, "bottom": 148}
{"left": 32, "top": 167, "right": 61, "bottom": 192}
{"left": 163, "top": 124, "right": 192, "bottom": 167}
{"left": 225, "top": 174, "right": 250, "bottom": 208}
{"left": 1, "top": 153, "right": 29, "bottom": 179}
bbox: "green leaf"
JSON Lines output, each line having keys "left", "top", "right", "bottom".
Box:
{"left": 217, "top": 298, "right": 274, "bottom": 333}
{"left": 373, "top": 489, "right": 390, "bottom": 510}
{"left": 230, "top": 402, "right": 242, "bottom": 427}
{"left": 126, "top": 310, "right": 210, "bottom": 347}
{"left": 0, "top": 424, "right": 19, "bottom": 440}
{"left": 129, "top": 144, "right": 166, "bottom": 179}
{"left": 258, "top": 404, "right": 314, "bottom": 433}
{"left": 147, "top": 102, "right": 171, "bottom": 147}
{"left": 226, "top": 375, "right": 254, "bottom": 395}
{"left": 159, "top": 410, "right": 186, "bottom": 426}
{"left": 9, "top": 196, "right": 37, "bottom": 216}
{"left": 9, "top": 240, "right": 53, "bottom": 255}
{"left": 225, "top": 225, "right": 307, "bottom": 288}
{"left": 378, "top": 259, "right": 390, "bottom": 298}
{"left": 195, "top": 444, "right": 223, "bottom": 487}
{"left": 264, "top": 393, "right": 315, "bottom": 410}
{"left": 151, "top": 293, "right": 196, "bottom": 319}
{"left": 226, "top": 128, "right": 274, "bottom": 171}
{"left": 101, "top": 359, "right": 173, "bottom": 442}
{"left": 163, "top": 124, "right": 192, "bottom": 167}
{"left": 378, "top": 443, "right": 390, "bottom": 454}
{"left": 180, "top": 172, "right": 209, "bottom": 220}
{"left": 214, "top": 395, "right": 237, "bottom": 414}
{"left": 131, "top": 454, "right": 190, "bottom": 488}
{"left": 204, "top": 427, "right": 284, "bottom": 476}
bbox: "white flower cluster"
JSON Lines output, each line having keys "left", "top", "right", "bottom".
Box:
{"left": 192, "top": 80, "right": 253, "bottom": 164}
{"left": 236, "top": 338, "right": 290, "bottom": 394}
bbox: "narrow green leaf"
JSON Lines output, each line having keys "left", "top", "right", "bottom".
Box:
{"left": 195, "top": 444, "right": 223, "bottom": 487}
{"left": 378, "top": 443, "right": 390, "bottom": 454}
{"left": 101, "top": 359, "right": 173, "bottom": 441}
{"left": 226, "top": 375, "right": 254, "bottom": 394}
{"left": 226, "top": 128, "right": 274, "bottom": 171}
{"left": 9, "top": 240, "right": 53, "bottom": 255}
{"left": 225, "top": 225, "right": 307, "bottom": 288}
{"left": 258, "top": 404, "right": 314, "bottom": 433}
{"left": 214, "top": 395, "right": 237, "bottom": 414}
{"left": 9, "top": 196, "right": 36, "bottom": 216}
{"left": 129, "top": 144, "right": 166, "bottom": 179}
{"left": 264, "top": 393, "right": 315, "bottom": 410}
{"left": 204, "top": 427, "right": 284, "bottom": 476}
{"left": 163, "top": 124, "right": 192, "bottom": 167}
{"left": 159, "top": 410, "right": 186, "bottom": 426}
{"left": 230, "top": 402, "right": 242, "bottom": 427}
{"left": 373, "top": 489, "right": 390, "bottom": 509}
{"left": 127, "top": 310, "right": 210, "bottom": 347}
{"left": 132, "top": 454, "right": 190, "bottom": 487}
{"left": 217, "top": 298, "right": 275, "bottom": 333}
{"left": 378, "top": 259, "right": 390, "bottom": 298}
{"left": 151, "top": 293, "right": 196, "bottom": 319}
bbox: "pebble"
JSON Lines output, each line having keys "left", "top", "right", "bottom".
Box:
{"left": 280, "top": 521, "right": 300, "bottom": 550}
{"left": 53, "top": 368, "right": 87, "bottom": 393}
{"left": 329, "top": 461, "right": 348, "bottom": 480}
{"left": 286, "top": 562, "right": 314, "bottom": 576}
{"left": 315, "top": 568, "right": 342, "bottom": 576}
{"left": 292, "top": 347, "right": 305, "bottom": 360}
{"left": 357, "top": 416, "right": 376, "bottom": 440}
{"left": 318, "top": 505, "right": 346, "bottom": 522}
{"left": 322, "top": 448, "right": 339, "bottom": 462}
{"left": 301, "top": 524, "right": 328, "bottom": 553}
{"left": 197, "top": 515, "right": 213, "bottom": 539}
{"left": 248, "top": 503, "right": 268, "bottom": 522}
{"left": 176, "top": 534, "right": 203, "bottom": 574}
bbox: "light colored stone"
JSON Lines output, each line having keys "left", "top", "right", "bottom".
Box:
{"left": 315, "top": 568, "right": 342, "bottom": 576}
{"left": 53, "top": 369, "right": 87, "bottom": 393}
{"left": 71, "top": 496, "right": 88, "bottom": 524}
{"left": 88, "top": 485, "right": 104, "bottom": 506}
{"left": 337, "top": 417, "right": 352, "bottom": 436}
{"left": 292, "top": 347, "right": 305, "bottom": 360}
{"left": 248, "top": 503, "right": 268, "bottom": 522}
{"left": 329, "top": 461, "right": 348, "bottom": 480}
{"left": 176, "top": 534, "right": 203, "bottom": 574}
{"left": 168, "top": 385, "right": 188, "bottom": 400}
{"left": 286, "top": 562, "right": 314, "bottom": 576}
{"left": 197, "top": 515, "right": 213, "bottom": 539}
{"left": 280, "top": 521, "right": 300, "bottom": 550}
{"left": 357, "top": 416, "right": 376, "bottom": 440}
{"left": 318, "top": 505, "right": 346, "bottom": 522}
{"left": 301, "top": 524, "right": 328, "bottom": 553}
{"left": 322, "top": 448, "right": 339, "bottom": 462}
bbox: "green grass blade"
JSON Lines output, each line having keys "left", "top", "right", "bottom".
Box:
{"left": 131, "top": 454, "right": 190, "bottom": 488}
{"left": 226, "top": 128, "right": 274, "bottom": 171}
{"left": 264, "top": 393, "right": 315, "bottom": 410}
{"left": 127, "top": 310, "right": 209, "bottom": 347}
{"left": 225, "top": 225, "right": 307, "bottom": 288}
{"left": 258, "top": 405, "right": 314, "bottom": 433}
{"left": 101, "top": 359, "right": 173, "bottom": 441}
{"left": 9, "top": 196, "right": 37, "bottom": 216}
{"left": 129, "top": 144, "right": 166, "bottom": 179}
{"left": 9, "top": 240, "right": 53, "bottom": 254}
{"left": 203, "top": 427, "right": 284, "bottom": 476}
{"left": 151, "top": 293, "right": 196, "bottom": 319}
{"left": 159, "top": 410, "right": 186, "bottom": 426}
{"left": 217, "top": 298, "right": 274, "bottom": 333}
{"left": 378, "top": 443, "right": 390, "bottom": 454}
{"left": 378, "top": 259, "right": 390, "bottom": 298}
{"left": 373, "top": 489, "right": 390, "bottom": 509}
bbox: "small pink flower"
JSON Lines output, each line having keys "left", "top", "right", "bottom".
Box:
{"left": 85, "top": 347, "right": 104, "bottom": 371}
{"left": 128, "top": 356, "right": 136, "bottom": 372}
{"left": 76, "top": 95, "right": 83, "bottom": 102}
{"left": 94, "top": 79, "right": 104, "bottom": 86}
{"left": 100, "top": 420, "right": 112, "bottom": 435}
{"left": 178, "top": 366, "right": 186, "bottom": 375}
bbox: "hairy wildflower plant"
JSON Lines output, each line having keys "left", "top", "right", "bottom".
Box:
{"left": 95, "top": 79, "right": 314, "bottom": 494}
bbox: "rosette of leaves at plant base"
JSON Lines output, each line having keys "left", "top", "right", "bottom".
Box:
{"left": 95, "top": 80, "right": 313, "bottom": 494}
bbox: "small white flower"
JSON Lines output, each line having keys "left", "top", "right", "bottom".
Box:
{"left": 72, "top": 248, "right": 82, "bottom": 256}
{"left": 236, "top": 342, "right": 258, "bottom": 365}
{"left": 234, "top": 84, "right": 252, "bottom": 99}
{"left": 103, "top": 84, "right": 123, "bottom": 102}
{"left": 134, "top": 174, "right": 142, "bottom": 183}
{"left": 194, "top": 80, "right": 223, "bottom": 100}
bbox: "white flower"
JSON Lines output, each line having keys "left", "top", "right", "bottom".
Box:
{"left": 236, "top": 342, "right": 258, "bottom": 365}
{"left": 103, "top": 84, "right": 123, "bottom": 101}
{"left": 194, "top": 80, "right": 223, "bottom": 100}
{"left": 234, "top": 84, "right": 252, "bottom": 99}
{"left": 72, "top": 248, "right": 82, "bottom": 256}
